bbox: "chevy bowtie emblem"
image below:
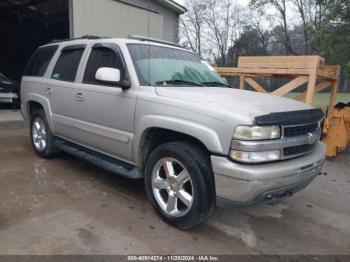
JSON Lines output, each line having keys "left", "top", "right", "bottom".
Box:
{"left": 307, "top": 132, "right": 318, "bottom": 145}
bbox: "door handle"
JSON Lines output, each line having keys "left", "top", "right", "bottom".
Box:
{"left": 75, "top": 93, "right": 85, "bottom": 101}
{"left": 45, "top": 87, "right": 53, "bottom": 95}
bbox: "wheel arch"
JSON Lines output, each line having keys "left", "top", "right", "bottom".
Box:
{"left": 25, "top": 95, "right": 54, "bottom": 131}
{"left": 134, "top": 115, "right": 223, "bottom": 169}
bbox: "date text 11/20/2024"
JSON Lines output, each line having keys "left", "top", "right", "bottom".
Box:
{"left": 127, "top": 256, "right": 220, "bottom": 261}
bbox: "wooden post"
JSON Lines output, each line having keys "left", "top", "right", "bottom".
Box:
{"left": 294, "top": 80, "right": 332, "bottom": 101}
{"left": 327, "top": 80, "right": 339, "bottom": 118}
{"left": 305, "top": 72, "right": 317, "bottom": 105}
{"left": 240, "top": 75, "right": 246, "bottom": 90}
{"left": 245, "top": 77, "right": 268, "bottom": 93}
{"left": 271, "top": 76, "right": 309, "bottom": 97}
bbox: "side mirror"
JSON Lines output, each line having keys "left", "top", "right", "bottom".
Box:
{"left": 95, "top": 67, "right": 130, "bottom": 89}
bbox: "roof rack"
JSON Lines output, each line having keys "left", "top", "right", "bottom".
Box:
{"left": 48, "top": 35, "right": 108, "bottom": 44}
{"left": 128, "top": 35, "right": 181, "bottom": 48}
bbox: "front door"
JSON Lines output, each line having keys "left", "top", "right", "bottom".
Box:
{"left": 72, "top": 43, "right": 137, "bottom": 162}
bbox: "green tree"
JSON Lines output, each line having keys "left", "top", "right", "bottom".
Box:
{"left": 312, "top": 0, "right": 350, "bottom": 75}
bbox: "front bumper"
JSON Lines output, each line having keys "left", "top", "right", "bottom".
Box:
{"left": 212, "top": 142, "right": 326, "bottom": 205}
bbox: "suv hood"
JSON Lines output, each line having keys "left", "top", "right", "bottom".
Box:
{"left": 156, "top": 86, "right": 313, "bottom": 121}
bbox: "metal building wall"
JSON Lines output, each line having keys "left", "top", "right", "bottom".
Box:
{"left": 124, "top": 0, "right": 181, "bottom": 42}
{"left": 71, "top": 0, "right": 165, "bottom": 40}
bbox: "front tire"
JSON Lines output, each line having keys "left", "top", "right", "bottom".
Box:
{"left": 30, "top": 109, "right": 60, "bottom": 158}
{"left": 145, "top": 142, "right": 215, "bottom": 229}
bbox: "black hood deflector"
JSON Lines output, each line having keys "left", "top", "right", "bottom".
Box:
{"left": 254, "top": 109, "right": 324, "bottom": 126}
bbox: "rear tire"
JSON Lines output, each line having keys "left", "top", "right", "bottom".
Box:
{"left": 145, "top": 142, "right": 215, "bottom": 230}
{"left": 30, "top": 109, "right": 60, "bottom": 158}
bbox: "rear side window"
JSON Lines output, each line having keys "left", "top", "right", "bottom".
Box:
{"left": 52, "top": 46, "right": 85, "bottom": 82}
{"left": 83, "top": 46, "right": 123, "bottom": 85}
{"left": 24, "top": 45, "right": 58, "bottom": 77}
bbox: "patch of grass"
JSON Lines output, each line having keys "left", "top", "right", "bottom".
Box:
{"left": 285, "top": 92, "right": 350, "bottom": 112}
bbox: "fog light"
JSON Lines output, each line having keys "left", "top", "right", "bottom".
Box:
{"left": 230, "top": 150, "right": 281, "bottom": 163}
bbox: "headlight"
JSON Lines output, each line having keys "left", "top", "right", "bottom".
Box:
{"left": 230, "top": 150, "right": 281, "bottom": 163}
{"left": 233, "top": 125, "right": 280, "bottom": 140}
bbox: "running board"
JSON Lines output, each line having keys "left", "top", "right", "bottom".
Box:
{"left": 55, "top": 139, "right": 143, "bottom": 179}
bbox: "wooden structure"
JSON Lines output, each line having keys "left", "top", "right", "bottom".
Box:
{"left": 214, "top": 56, "right": 340, "bottom": 118}
{"left": 214, "top": 56, "right": 350, "bottom": 157}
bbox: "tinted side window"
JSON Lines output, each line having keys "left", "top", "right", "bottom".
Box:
{"left": 24, "top": 45, "right": 58, "bottom": 77}
{"left": 52, "top": 47, "right": 84, "bottom": 82}
{"left": 83, "top": 47, "right": 123, "bottom": 84}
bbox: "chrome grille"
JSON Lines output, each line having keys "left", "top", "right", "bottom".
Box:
{"left": 282, "top": 122, "right": 320, "bottom": 158}
{"left": 284, "top": 123, "right": 319, "bottom": 137}
{"left": 283, "top": 144, "right": 315, "bottom": 156}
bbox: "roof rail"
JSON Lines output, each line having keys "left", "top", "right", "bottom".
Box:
{"left": 81, "top": 35, "right": 105, "bottom": 39}
{"left": 128, "top": 35, "right": 181, "bottom": 48}
{"left": 48, "top": 35, "right": 108, "bottom": 44}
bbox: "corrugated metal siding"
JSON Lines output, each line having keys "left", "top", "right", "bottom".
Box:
{"left": 72, "top": 0, "right": 164, "bottom": 40}
{"left": 71, "top": 0, "right": 180, "bottom": 42}
{"left": 127, "top": 0, "right": 180, "bottom": 42}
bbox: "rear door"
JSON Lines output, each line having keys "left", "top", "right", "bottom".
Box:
{"left": 72, "top": 43, "right": 137, "bottom": 162}
{"left": 22, "top": 44, "right": 58, "bottom": 110}
{"left": 46, "top": 44, "right": 87, "bottom": 140}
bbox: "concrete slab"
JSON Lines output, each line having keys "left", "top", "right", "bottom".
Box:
{"left": 0, "top": 110, "right": 23, "bottom": 122}
{"left": 0, "top": 121, "right": 349, "bottom": 255}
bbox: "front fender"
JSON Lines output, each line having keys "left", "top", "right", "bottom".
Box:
{"left": 133, "top": 115, "right": 224, "bottom": 164}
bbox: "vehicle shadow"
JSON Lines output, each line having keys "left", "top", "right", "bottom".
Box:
{"left": 59, "top": 153, "right": 148, "bottom": 203}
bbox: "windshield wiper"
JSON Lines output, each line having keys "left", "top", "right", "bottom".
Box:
{"left": 201, "top": 81, "right": 232, "bottom": 88}
{"left": 154, "top": 80, "right": 204, "bottom": 87}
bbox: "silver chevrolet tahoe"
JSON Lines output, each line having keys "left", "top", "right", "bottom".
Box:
{"left": 21, "top": 36, "right": 326, "bottom": 229}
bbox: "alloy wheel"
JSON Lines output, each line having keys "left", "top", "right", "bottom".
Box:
{"left": 151, "top": 157, "right": 194, "bottom": 217}
{"left": 32, "top": 117, "right": 47, "bottom": 152}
